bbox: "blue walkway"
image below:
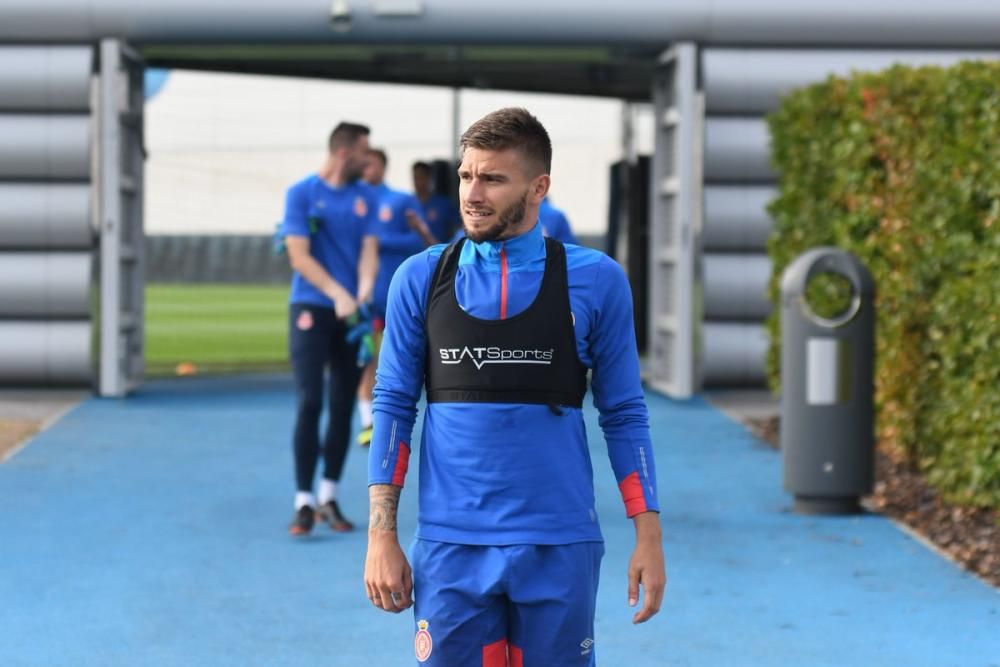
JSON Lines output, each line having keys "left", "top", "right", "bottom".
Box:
{"left": 0, "top": 374, "right": 997, "bottom": 666}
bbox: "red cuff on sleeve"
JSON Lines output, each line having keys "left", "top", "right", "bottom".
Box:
{"left": 390, "top": 441, "right": 411, "bottom": 487}
{"left": 618, "top": 471, "right": 648, "bottom": 517}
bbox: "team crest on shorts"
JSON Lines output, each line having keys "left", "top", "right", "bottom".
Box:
{"left": 415, "top": 619, "right": 433, "bottom": 662}
{"left": 354, "top": 197, "right": 368, "bottom": 217}
{"left": 296, "top": 310, "right": 314, "bottom": 331}
{"left": 379, "top": 204, "right": 393, "bottom": 223}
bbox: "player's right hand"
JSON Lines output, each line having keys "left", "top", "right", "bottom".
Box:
{"left": 364, "top": 533, "right": 414, "bottom": 613}
{"left": 333, "top": 293, "right": 359, "bottom": 320}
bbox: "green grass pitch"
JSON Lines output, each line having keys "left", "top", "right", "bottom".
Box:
{"left": 145, "top": 284, "right": 290, "bottom": 376}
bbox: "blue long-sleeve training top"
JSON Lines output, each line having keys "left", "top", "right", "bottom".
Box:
{"left": 369, "top": 220, "right": 659, "bottom": 546}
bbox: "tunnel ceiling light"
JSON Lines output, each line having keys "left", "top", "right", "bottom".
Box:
{"left": 330, "top": 0, "right": 353, "bottom": 32}
{"left": 371, "top": 0, "right": 423, "bottom": 16}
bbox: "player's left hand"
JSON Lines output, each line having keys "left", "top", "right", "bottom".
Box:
{"left": 365, "top": 532, "right": 414, "bottom": 614}
{"left": 628, "top": 512, "right": 667, "bottom": 624}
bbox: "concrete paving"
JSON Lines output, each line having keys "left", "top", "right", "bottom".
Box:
{"left": 705, "top": 388, "right": 780, "bottom": 423}
{"left": 0, "top": 388, "right": 87, "bottom": 423}
{"left": 0, "top": 388, "right": 87, "bottom": 463}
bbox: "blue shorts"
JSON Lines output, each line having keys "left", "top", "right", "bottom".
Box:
{"left": 409, "top": 539, "right": 604, "bottom": 666}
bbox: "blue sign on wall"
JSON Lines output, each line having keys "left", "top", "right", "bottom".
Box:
{"left": 144, "top": 68, "right": 170, "bottom": 100}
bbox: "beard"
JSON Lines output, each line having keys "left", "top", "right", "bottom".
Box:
{"left": 345, "top": 162, "right": 366, "bottom": 183}
{"left": 463, "top": 189, "right": 528, "bottom": 243}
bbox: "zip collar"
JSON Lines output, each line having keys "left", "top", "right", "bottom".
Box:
{"left": 466, "top": 220, "right": 545, "bottom": 268}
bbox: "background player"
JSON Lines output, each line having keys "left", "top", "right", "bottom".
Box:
{"left": 411, "top": 160, "right": 461, "bottom": 243}
{"left": 538, "top": 195, "right": 579, "bottom": 244}
{"left": 356, "top": 148, "right": 437, "bottom": 446}
{"left": 282, "top": 122, "right": 379, "bottom": 536}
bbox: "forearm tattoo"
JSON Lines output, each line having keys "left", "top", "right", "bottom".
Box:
{"left": 369, "top": 484, "right": 401, "bottom": 532}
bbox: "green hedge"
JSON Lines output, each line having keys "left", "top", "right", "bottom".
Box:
{"left": 766, "top": 61, "right": 1000, "bottom": 509}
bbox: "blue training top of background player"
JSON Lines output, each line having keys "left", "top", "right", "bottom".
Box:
{"left": 282, "top": 174, "right": 378, "bottom": 307}
{"left": 538, "top": 197, "right": 578, "bottom": 244}
{"left": 418, "top": 192, "right": 461, "bottom": 244}
{"left": 370, "top": 182, "right": 427, "bottom": 318}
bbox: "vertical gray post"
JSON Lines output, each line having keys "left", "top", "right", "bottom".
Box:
{"left": 621, "top": 101, "right": 637, "bottom": 165}
{"left": 647, "top": 44, "right": 704, "bottom": 398}
{"left": 98, "top": 39, "right": 145, "bottom": 397}
{"left": 98, "top": 41, "right": 119, "bottom": 396}
{"left": 450, "top": 87, "right": 461, "bottom": 161}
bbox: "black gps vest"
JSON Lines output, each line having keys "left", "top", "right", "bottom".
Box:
{"left": 424, "top": 237, "right": 588, "bottom": 408}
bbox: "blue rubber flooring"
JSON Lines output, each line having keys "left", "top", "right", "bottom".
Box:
{"left": 0, "top": 374, "right": 997, "bottom": 666}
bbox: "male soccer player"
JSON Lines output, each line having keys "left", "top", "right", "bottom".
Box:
{"left": 282, "top": 122, "right": 379, "bottom": 536}
{"left": 538, "top": 195, "right": 579, "bottom": 244}
{"left": 364, "top": 108, "right": 666, "bottom": 665}
{"left": 412, "top": 160, "right": 461, "bottom": 243}
{"left": 355, "top": 149, "right": 436, "bottom": 446}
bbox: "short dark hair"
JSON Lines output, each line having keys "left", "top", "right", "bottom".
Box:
{"left": 460, "top": 108, "right": 551, "bottom": 175}
{"left": 412, "top": 160, "right": 432, "bottom": 173}
{"left": 328, "top": 122, "right": 370, "bottom": 153}
{"left": 368, "top": 148, "right": 388, "bottom": 167}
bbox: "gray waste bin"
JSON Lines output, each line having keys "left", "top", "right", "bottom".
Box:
{"left": 780, "top": 247, "right": 875, "bottom": 514}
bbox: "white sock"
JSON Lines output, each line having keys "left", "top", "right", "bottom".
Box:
{"left": 318, "top": 478, "right": 337, "bottom": 505}
{"left": 295, "top": 491, "right": 316, "bottom": 510}
{"left": 358, "top": 400, "right": 373, "bottom": 429}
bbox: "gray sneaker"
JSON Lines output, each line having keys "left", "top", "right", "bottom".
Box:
{"left": 317, "top": 500, "right": 354, "bottom": 532}
{"left": 289, "top": 505, "right": 315, "bottom": 537}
